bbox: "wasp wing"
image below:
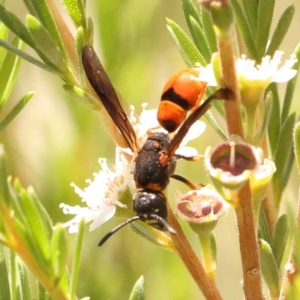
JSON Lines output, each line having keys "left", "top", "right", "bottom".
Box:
{"left": 82, "top": 44, "right": 139, "bottom": 152}
{"left": 167, "top": 88, "right": 233, "bottom": 158}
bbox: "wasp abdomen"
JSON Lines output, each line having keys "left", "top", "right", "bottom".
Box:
{"left": 157, "top": 68, "right": 207, "bottom": 133}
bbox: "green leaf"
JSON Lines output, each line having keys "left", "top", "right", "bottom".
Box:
{"left": 273, "top": 112, "right": 296, "bottom": 206}
{"left": 0, "top": 22, "right": 8, "bottom": 69}
{"left": 51, "top": 226, "right": 67, "bottom": 280}
{"left": 272, "top": 214, "right": 288, "bottom": 268}
{"left": 26, "top": 15, "right": 66, "bottom": 73}
{"left": 294, "top": 121, "right": 300, "bottom": 172}
{"left": 241, "top": 0, "right": 257, "bottom": 35}
{"left": 259, "top": 239, "right": 280, "bottom": 297}
{"left": 13, "top": 182, "right": 52, "bottom": 264}
{"left": 189, "top": 17, "right": 211, "bottom": 62}
{"left": 8, "top": 251, "right": 17, "bottom": 300}
{"left": 231, "top": 0, "right": 258, "bottom": 60}
{"left": 279, "top": 143, "right": 294, "bottom": 196}
{"left": 287, "top": 203, "right": 300, "bottom": 276}
{"left": 130, "top": 222, "right": 174, "bottom": 251}
{"left": 129, "top": 276, "right": 144, "bottom": 300}
{"left": 281, "top": 42, "right": 300, "bottom": 124}
{"left": 256, "top": 0, "right": 275, "bottom": 58}
{"left": 63, "top": 84, "right": 101, "bottom": 110}
{"left": 0, "top": 37, "right": 24, "bottom": 110}
{"left": 204, "top": 110, "right": 227, "bottom": 140}
{"left": 166, "top": 18, "right": 206, "bottom": 67}
{"left": 0, "top": 92, "right": 34, "bottom": 131}
{"left": 9, "top": 200, "right": 49, "bottom": 276}
{"left": 85, "top": 17, "right": 94, "bottom": 44}
{"left": 23, "top": 0, "right": 38, "bottom": 17}
{"left": 0, "top": 145, "right": 9, "bottom": 204}
{"left": 182, "top": 0, "right": 211, "bottom": 60}
{"left": 267, "top": 83, "right": 280, "bottom": 156}
{"left": 0, "top": 39, "right": 57, "bottom": 73}
{"left": 75, "top": 27, "right": 84, "bottom": 82}
{"left": 38, "top": 282, "right": 47, "bottom": 300}
{"left": 182, "top": 0, "right": 201, "bottom": 26}
{"left": 27, "top": 187, "right": 53, "bottom": 236}
{"left": 266, "top": 5, "right": 295, "bottom": 56}
{"left": 62, "top": 0, "right": 86, "bottom": 29}
{"left": 0, "top": 259, "right": 11, "bottom": 300}
{"left": 70, "top": 219, "right": 84, "bottom": 297}
{"left": 256, "top": 90, "right": 273, "bottom": 143}
{"left": 0, "top": 4, "right": 35, "bottom": 48}
{"left": 29, "top": 0, "right": 67, "bottom": 60}
{"left": 18, "top": 261, "right": 32, "bottom": 300}
{"left": 199, "top": 6, "right": 217, "bottom": 53}
{"left": 258, "top": 208, "right": 272, "bottom": 245}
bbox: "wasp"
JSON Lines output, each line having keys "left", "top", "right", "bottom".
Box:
{"left": 157, "top": 68, "right": 207, "bottom": 133}
{"left": 82, "top": 44, "right": 232, "bottom": 246}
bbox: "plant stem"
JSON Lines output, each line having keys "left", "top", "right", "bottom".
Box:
{"left": 167, "top": 204, "right": 223, "bottom": 300}
{"left": 198, "top": 233, "right": 216, "bottom": 279}
{"left": 235, "top": 184, "right": 263, "bottom": 299}
{"left": 213, "top": 2, "right": 263, "bottom": 298}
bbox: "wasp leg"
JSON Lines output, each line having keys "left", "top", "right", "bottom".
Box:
{"left": 171, "top": 174, "right": 198, "bottom": 189}
{"left": 98, "top": 216, "right": 141, "bottom": 246}
{"left": 148, "top": 214, "right": 176, "bottom": 234}
{"left": 175, "top": 153, "right": 204, "bottom": 161}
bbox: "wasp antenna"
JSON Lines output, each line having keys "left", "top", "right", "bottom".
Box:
{"left": 98, "top": 216, "right": 141, "bottom": 246}
{"left": 148, "top": 214, "right": 176, "bottom": 234}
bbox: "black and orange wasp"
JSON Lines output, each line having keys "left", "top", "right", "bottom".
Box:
{"left": 82, "top": 44, "right": 232, "bottom": 246}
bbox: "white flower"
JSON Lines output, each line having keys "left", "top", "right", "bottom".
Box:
{"left": 60, "top": 148, "right": 134, "bottom": 233}
{"left": 236, "top": 51, "right": 297, "bottom": 83}
{"left": 194, "top": 51, "right": 297, "bottom": 111}
{"left": 194, "top": 51, "right": 297, "bottom": 88}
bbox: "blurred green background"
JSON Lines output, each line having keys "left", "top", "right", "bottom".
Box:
{"left": 1, "top": 0, "right": 300, "bottom": 299}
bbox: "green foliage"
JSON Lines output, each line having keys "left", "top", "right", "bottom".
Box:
{"left": 259, "top": 238, "right": 280, "bottom": 297}
{"left": 282, "top": 42, "right": 300, "bottom": 123}
{"left": 0, "top": 259, "right": 11, "bottom": 300}
{"left": 166, "top": 18, "right": 205, "bottom": 67}
{"left": 258, "top": 208, "right": 272, "bottom": 245}
{"left": 272, "top": 113, "right": 296, "bottom": 206}
{"left": 267, "top": 83, "right": 281, "bottom": 155}
{"left": 0, "top": 146, "right": 84, "bottom": 300}
{"left": 272, "top": 214, "right": 289, "bottom": 268}
{"left": 130, "top": 222, "right": 174, "bottom": 251}
{"left": 266, "top": 5, "right": 295, "bottom": 56}
{"left": 129, "top": 276, "right": 145, "bottom": 300}
{"left": 0, "top": 30, "right": 33, "bottom": 131}
{"left": 231, "top": 0, "right": 258, "bottom": 60}
{"left": 256, "top": 0, "right": 275, "bottom": 58}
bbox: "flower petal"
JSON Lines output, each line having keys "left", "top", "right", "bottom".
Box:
{"left": 89, "top": 205, "right": 116, "bottom": 231}
{"left": 181, "top": 120, "right": 206, "bottom": 146}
